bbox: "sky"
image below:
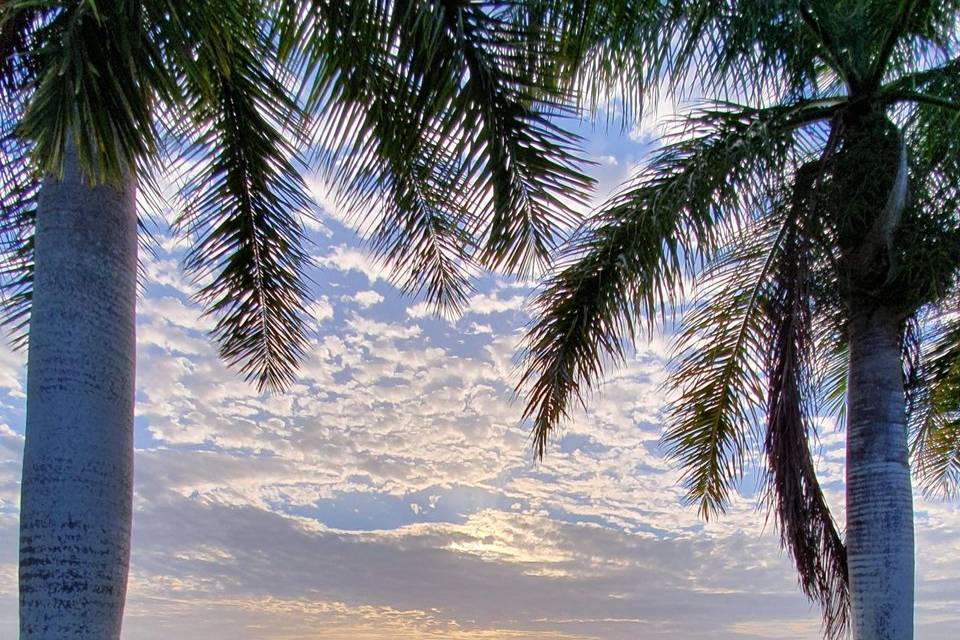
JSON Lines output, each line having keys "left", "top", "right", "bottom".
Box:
{"left": 0, "top": 115, "right": 959, "bottom": 640}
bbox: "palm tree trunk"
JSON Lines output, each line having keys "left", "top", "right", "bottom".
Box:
{"left": 846, "top": 306, "right": 914, "bottom": 640}
{"left": 18, "top": 145, "right": 137, "bottom": 639}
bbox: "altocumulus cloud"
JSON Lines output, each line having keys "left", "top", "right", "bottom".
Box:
{"left": 1, "top": 126, "right": 959, "bottom": 640}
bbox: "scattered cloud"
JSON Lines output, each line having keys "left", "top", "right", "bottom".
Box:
{"left": 1, "top": 123, "right": 957, "bottom": 640}
{"left": 349, "top": 290, "right": 385, "bottom": 309}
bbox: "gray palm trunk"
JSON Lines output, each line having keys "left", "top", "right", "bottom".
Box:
{"left": 839, "top": 127, "right": 915, "bottom": 640}
{"left": 846, "top": 306, "right": 915, "bottom": 640}
{"left": 18, "top": 145, "right": 137, "bottom": 639}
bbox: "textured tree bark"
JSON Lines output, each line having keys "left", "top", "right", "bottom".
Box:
{"left": 846, "top": 307, "right": 914, "bottom": 640}
{"left": 18, "top": 145, "right": 137, "bottom": 639}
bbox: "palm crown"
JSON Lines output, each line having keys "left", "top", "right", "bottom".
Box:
{"left": 520, "top": 1, "right": 960, "bottom": 636}
{"left": 0, "top": 0, "right": 593, "bottom": 389}
{"left": 2, "top": 2, "right": 608, "bottom": 637}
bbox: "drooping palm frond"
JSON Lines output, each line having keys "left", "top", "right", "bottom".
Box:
{"left": 663, "top": 211, "right": 780, "bottom": 518}
{"left": 762, "top": 206, "right": 848, "bottom": 640}
{"left": 365, "top": 148, "right": 480, "bottom": 315}
{"left": 292, "top": 0, "right": 481, "bottom": 314}
{"left": 167, "top": 0, "right": 314, "bottom": 392}
{"left": 910, "top": 311, "right": 960, "bottom": 497}
{"left": 520, "top": 101, "right": 835, "bottom": 459}
{"left": 449, "top": 3, "right": 591, "bottom": 273}
{"left": 283, "top": 0, "right": 592, "bottom": 313}
{"left": 0, "top": 3, "right": 41, "bottom": 349}
{"left": 656, "top": 1, "right": 851, "bottom": 103}
{"left": 3, "top": 0, "right": 601, "bottom": 391}
{"left": 912, "top": 407, "right": 960, "bottom": 499}
{"left": 515, "top": 0, "right": 656, "bottom": 124}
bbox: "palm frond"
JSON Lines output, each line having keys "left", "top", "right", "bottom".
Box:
{"left": 815, "top": 333, "right": 849, "bottom": 430}
{"left": 762, "top": 208, "right": 848, "bottom": 640}
{"left": 900, "top": 0, "right": 960, "bottom": 46}
{"left": 882, "top": 53, "right": 960, "bottom": 114}
{"left": 288, "top": 0, "right": 592, "bottom": 311}
{"left": 0, "top": 3, "right": 39, "bottom": 349}
{"left": 663, "top": 210, "right": 781, "bottom": 517}
{"left": 514, "top": 0, "right": 657, "bottom": 126}
{"left": 0, "top": 2, "right": 40, "bottom": 92}
{"left": 519, "top": 101, "right": 832, "bottom": 459}
{"left": 660, "top": 1, "right": 850, "bottom": 103}
{"left": 171, "top": 1, "right": 313, "bottom": 392}
{"left": 910, "top": 311, "right": 960, "bottom": 497}
{"left": 448, "top": 1, "right": 591, "bottom": 272}
{"left": 365, "top": 150, "right": 480, "bottom": 316}
{"left": 912, "top": 409, "right": 960, "bottom": 498}
{"left": 883, "top": 73, "right": 960, "bottom": 311}
{"left": 14, "top": 1, "right": 170, "bottom": 182}
{"left": 0, "top": 134, "right": 35, "bottom": 348}
{"left": 873, "top": 0, "right": 960, "bottom": 88}
{"left": 295, "top": 0, "right": 481, "bottom": 314}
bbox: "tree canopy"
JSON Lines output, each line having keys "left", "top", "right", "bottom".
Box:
{"left": 0, "top": 0, "right": 598, "bottom": 388}
{"left": 518, "top": 1, "right": 960, "bottom": 636}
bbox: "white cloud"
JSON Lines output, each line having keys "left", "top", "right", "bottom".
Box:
{"left": 309, "top": 297, "right": 335, "bottom": 325}
{"left": 3, "top": 126, "right": 959, "bottom": 640}
{"left": 630, "top": 93, "right": 685, "bottom": 142}
{"left": 466, "top": 292, "right": 527, "bottom": 316}
{"left": 349, "top": 290, "right": 385, "bottom": 309}
{"left": 406, "top": 302, "right": 434, "bottom": 319}
{"left": 0, "top": 342, "right": 25, "bottom": 394}
{"left": 316, "top": 245, "right": 388, "bottom": 284}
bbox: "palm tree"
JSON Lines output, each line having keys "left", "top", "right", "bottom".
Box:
{"left": 519, "top": 2, "right": 960, "bottom": 639}
{"left": 0, "top": 1, "right": 590, "bottom": 637}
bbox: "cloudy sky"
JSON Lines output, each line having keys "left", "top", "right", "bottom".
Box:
{"left": 1, "top": 116, "right": 958, "bottom": 640}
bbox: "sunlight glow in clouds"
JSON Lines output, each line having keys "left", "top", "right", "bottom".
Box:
{"left": 0, "top": 125, "right": 958, "bottom": 640}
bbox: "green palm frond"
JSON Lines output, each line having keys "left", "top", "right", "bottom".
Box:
{"left": 883, "top": 57, "right": 960, "bottom": 113}
{"left": 0, "top": 137, "right": 35, "bottom": 349}
{"left": 365, "top": 149, "right": 480, "bottom": 316}
{"left": 661, "top": 1, "right": 849, "bottom": 101}
{"left": 912, "top": 409, "right": 960, "bottom": 499}
{"left": 886, "top": 79, "right": 960, "bottom": 310}
{"left": 901, "top": 74, "right": 960, "bottom": 494}
{"left": 13, "top": 1, "right": 170, "bottom": 182}
{"left": 520, "top": 101, "right": 834, "bottom": 459}
{"left": 872, "top": 0, "right": 960, "bottom": 87}
{"left": 171, "top": 1, "right": 314, "bottom": 391}
{"left": 664, "top": 211, "right": 780, "bottom": 517}
{"left": 288, "top": 0, "right": 592, "bottom": 310}
{"left": 294, "top": 0, "right": 480, "bottom": 314}
{"left": 450, "top": 3, "right": 590, "bottom": 273}
{"left": 519, "top": 0, "right": 652, "bottom": 121}
{"left": 910, "top": 312, "right": 960, "bottom": 497}
{"left": 0, "top": 3, "right": 40, "bottom": 349}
